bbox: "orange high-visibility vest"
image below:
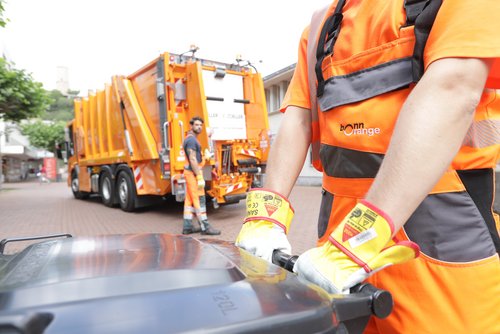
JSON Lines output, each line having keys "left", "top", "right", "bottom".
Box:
{"left": 282, "top": 1, "right": 500, "bottom": 332}
{"left": 306, "top": 0, "right": 500, "bottom": 249}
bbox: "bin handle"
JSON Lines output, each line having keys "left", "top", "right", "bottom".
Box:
{"left": 272, "top": 250, "right": 393, "bottom": 320}
{"left": 0, "top": 234, "right": 73, "bottom": 254}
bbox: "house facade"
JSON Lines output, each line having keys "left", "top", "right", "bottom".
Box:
{"left": 0, "top": 121, "right": 53, "bottom": 183}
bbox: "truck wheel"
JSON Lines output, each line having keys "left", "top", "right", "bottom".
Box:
{"left": 71, "top": 172, "right": 89, "bottom": 200}
{"left": 100, "top": 171, "right": 115, "bottom": 207}
{"left": 117, "top": 171, "right": 136, "bottom": 212}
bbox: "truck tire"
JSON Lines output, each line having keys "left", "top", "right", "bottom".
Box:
{"left": 117, "top": 171, "right": 136, "bottom": 212}
{"left": 99, "top": 171, "right": 115, "bottom": 207}
{"left": 71, "top": 171, "right": 89, "bottom": 200}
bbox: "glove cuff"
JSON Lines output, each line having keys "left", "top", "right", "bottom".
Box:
{"left": 243, "top": 188, "right": 294, "bottom": 234}
{"left": 328, "top": 201, "right": 394, "bottom": 272}
{"left": 359, "top": 200, "right": 394, "bottom": 234}
{"left": 250, "top": 188, "right": 295, "bottom": 213}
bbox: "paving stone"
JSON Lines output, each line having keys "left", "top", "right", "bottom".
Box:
{"left": 0, "top": 181, "right": 320, "bottom": 255}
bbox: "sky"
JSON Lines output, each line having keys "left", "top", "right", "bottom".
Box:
{"left": 0, "top": 0, "right": 330, "bottom": 95}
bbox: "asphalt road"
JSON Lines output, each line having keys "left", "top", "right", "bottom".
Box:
{"left": 0, "top": 181, "right": 321, "bottom": 255}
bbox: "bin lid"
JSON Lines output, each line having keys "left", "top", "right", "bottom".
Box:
{"left": 0, "top": 234, "right": 335, "bottom": 334}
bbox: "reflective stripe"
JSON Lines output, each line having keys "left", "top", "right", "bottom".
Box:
{"left": 320, "top": 145, "right": 384, "bottom": 178}
{"left": 184, "top": 206, "right": 195, "bottom": 220}
{"left": 322, "top": 169, "right": 464, "bottom": 197}
{"left": 462, "top": 119, "right": 500, "bottom": 148}
{"left": 318, "top": 58, "right": 413, "bottom": 111}
{"left": 323, "top": 175, "right": 373, "bottom": 198}
{"left": 194, "top": 211, "right": 208, "bottom": 221}
{"left": 404, "top": 192, "right": 497, "bottom": 262}
{"left": 134, "top": 166, "right": 143, "bottom": 190}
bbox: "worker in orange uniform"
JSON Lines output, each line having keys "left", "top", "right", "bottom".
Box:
{"left": 182, "top": 117, "right": 221, "bottom": 236}
{"left": 236, "top": 1, "right": 500, "bottom": 333}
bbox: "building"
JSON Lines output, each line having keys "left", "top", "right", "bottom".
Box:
{"left": 263, "top": 64, "right": 322, "bottom": 186}
{"left": 0, "top": 121, "right": 53, "bottom": 183}
{"left": 56, "top": 66, "right": 70, "bottom": 96}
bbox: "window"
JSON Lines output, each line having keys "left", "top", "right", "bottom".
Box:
{"left": 265, "top": 88, "right": 271, "bottom": 113}
{"left": 265, "top": 79, "right": 292, "bottom": 114}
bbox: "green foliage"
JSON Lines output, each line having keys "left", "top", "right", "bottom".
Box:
{"left": 43, "top": 89, "right": 77, "bottom": 122}
{"left": 0, "top": 0, "right": 7, "bottom": 28}
{"left": 20, "top": 120, "right": 65, "bottom": 153}
{"left": 0, "top": 58, "right": 52, "bottom": 122}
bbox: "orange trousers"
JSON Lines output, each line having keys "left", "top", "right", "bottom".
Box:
{"left": 183, "top": 170, "right": 207, "bottom": 223}
{"left": 364, "top": 252, "right": 500, "bottom": 334}
{"left": 320, "top": 194, "right": 500, "bottom": 334}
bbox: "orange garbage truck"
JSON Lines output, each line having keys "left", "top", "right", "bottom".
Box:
{"left": 65, "top": 51, "right": 270, "bottom": 212}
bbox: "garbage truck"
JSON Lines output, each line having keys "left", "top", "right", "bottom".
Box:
{"left": 66, "top": 51, "right": 270, "bottom": 211}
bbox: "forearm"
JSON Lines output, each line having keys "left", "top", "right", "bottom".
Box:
{"left": 366, "top": 58, "right": 492, "bottom": 233}
{"left": 188, "top": 154, "right": 201, "bottom": 176}
{"left": 264, "top": 106, "right": 311, "bottom": 197}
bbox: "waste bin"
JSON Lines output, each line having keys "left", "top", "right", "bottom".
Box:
{"left": 0, "top": 234, "right": 389, "bottom": 333}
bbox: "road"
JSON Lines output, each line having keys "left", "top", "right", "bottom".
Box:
{"left": 0, "top": 181, "right": 321, "bottom": 255}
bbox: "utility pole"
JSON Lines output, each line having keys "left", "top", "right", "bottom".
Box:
{"left": 0, "top": 121, "right": 13, "bottom": 191}
{"left": 0, "top": 135, "right": 2, "bottom": 191}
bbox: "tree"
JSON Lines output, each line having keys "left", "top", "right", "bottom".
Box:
{"left": 0, "top": 58, "right": 52, "bottom": 122}
{"left": 0, "top": 0, "right": 7, "bottom": 28}
{"left": 20, "top": 120, "right": 65, "bottom": 154}
{"left": 43, "top": 89, "right": 78, "bottom": 122}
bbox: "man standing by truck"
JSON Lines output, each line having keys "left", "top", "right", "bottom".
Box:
{"left": 182, "top": 117, "right": 221, "bottom": 236}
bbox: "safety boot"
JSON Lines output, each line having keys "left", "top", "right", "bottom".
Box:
{"left": 200, "top": 220, "right": 221, "bottom": 235}
{"left": 182, "top": 219, "right": 202, "bottom": 235}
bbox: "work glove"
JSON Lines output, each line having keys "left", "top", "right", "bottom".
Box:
{"left": 294, "top": 200, "right": 419, "bottom": 294}
{"left": 196, "top": 174, "right": 205, "bottom": 190}
{"left": 235, "top": 189, "right": 294, "bottom": 263}
{"left": 204, "top": 148, "right": 214, "bottom": 160}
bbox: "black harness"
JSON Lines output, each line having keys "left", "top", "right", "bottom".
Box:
{"left": 315, "top": 0, "right": 443, "bottom": 107}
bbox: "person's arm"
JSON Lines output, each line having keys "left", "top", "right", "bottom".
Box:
{"left": 187, "top": 149, "right": 202, "bottom": 176}
{"left": 235, "top": 105, "right": 311, "bottom": 262}
{"left": 294, "top": 57, "right": 494, "bottom": 294}
{"left": 264, "top": 106, "right": 312, "bottom": 197}
{"left": 366, "top": 57, "right": 493, "bottom": 234}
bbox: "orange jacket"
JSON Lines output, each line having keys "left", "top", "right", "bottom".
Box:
{"left": 282, "top": 1, "right": 500, "bottom": 332}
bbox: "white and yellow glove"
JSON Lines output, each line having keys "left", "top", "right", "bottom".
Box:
{"left": 196, "top": 174, "right": 205, "bottom": 190}
{"left": 294, "top": 200, "right": 419, "bottom": 294}
{"left": 204, "top": 148, "right": 214, "bottom": 160}
{"left": 235, "top": 189, "right": 294, "bottom": 263}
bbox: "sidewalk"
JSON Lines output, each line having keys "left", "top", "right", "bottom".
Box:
{"left": 0, "top": 181, "right": 321, "bottom": 255}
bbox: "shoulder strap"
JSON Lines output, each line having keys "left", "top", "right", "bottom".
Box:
{"left": 406, "top": 0, "right": 443, "bottom": 81}
{"left": 307, "top": 5, "right": 331, "bottom": 171}
{"left": 314, "top": 0, "right": 347, "bottom": 98}
{"left": 306, "top": 0, "right": 442, "bottom": 170}
{"left": 311, "top": 0, "right": 443, "bottom": 97}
